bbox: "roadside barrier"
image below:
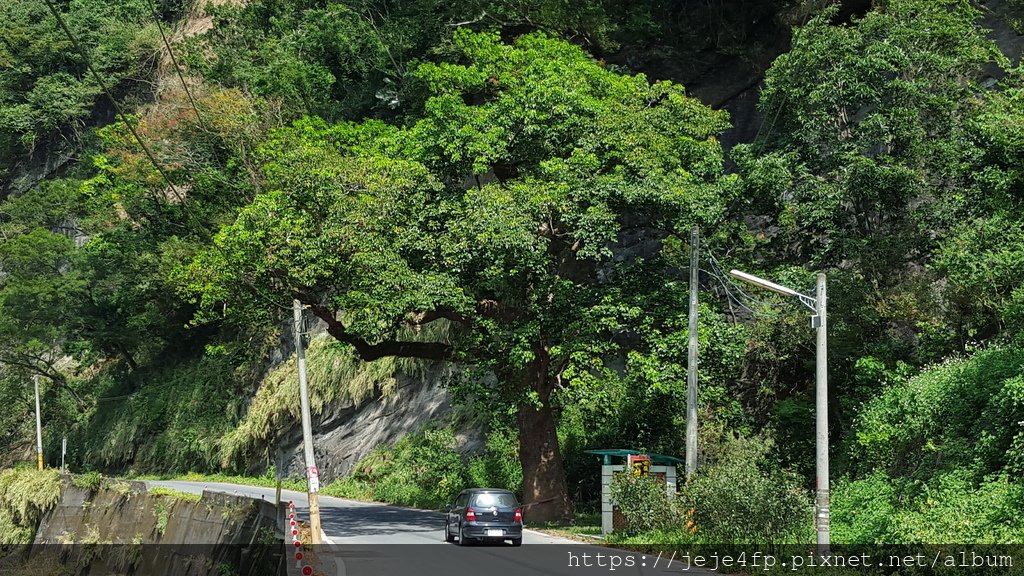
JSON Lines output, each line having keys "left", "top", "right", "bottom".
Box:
{"left": 288, "top": 501, "right": 315, "bottom": 576}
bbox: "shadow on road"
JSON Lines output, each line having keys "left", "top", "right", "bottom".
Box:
{"left": 318, "top": 503, "right": 445, "bottom": 538}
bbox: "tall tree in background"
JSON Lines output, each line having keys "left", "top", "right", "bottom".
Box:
{"left": 180, "top": 30, "right": 734, "bottom": 521}
{"left": 737, "top": 0, "right": 1005, "bottom": 271}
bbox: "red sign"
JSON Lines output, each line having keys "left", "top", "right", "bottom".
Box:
{"left": 627, "top": 454, "right": 651, "bottom": 476}
{"left": 308, "top": 466, "right": 320, "bottom": 493}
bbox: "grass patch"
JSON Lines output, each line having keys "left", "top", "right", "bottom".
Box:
{"left": 219, "top": 335, "right": 404, "bottom": 470}
{"left": 320, "top": 477, "right": 375, "bottom": 502}
{"left": 74, "top": 354, "right": 245, "bottom": 474}
{"left": 148, "top": 487, "right": 201, "bottom": 503}
{"left": 176, "top": 471, "right": 307, "bottom": 492}
{"left": 0, "top": 467, "right": 61, "bottom": 546}
{"left": 71, "top": 471, "right": 102, "bottom": 491}
{"left": 529, "top": 512, "right": 602, "bottom": 542}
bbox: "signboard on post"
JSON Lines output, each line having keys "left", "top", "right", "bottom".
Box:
{"left": 307, "top": 466, "right": 320, "bottom": 493}
{"left": 628, "top": 454, "right": 651, "bottom": 476}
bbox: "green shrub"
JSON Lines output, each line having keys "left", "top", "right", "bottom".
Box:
{"left": 71, "top": 471, "right": 102, "bottom": 491}
{"left": 74, "top": 354, "right": 244, "bottom": 474}
{"left": 831, "top": 470, "right": 899, "bottom": 544}
{"left": 466, "top": 427, "right": 522, "bottom": 493}
{"left": 0, "top": 467, "right": 61, "bottom": 547}
{"left": 347, "top": 424, "right": 467, "bottom": 509}
{"left": 610, "top": 471, "right": 680, "bottom": 535}
{"left": 682, "top": 434, "right": 811, "bottom": 545}
{"left": 889, "top": 471, "right": 1024, "bottom": 543}
{"left": 853, "top": 345, "right": 1024, "bottom": 480}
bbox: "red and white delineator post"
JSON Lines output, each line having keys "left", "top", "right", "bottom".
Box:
{"left": 288, "top": 501, "right": 315, "bottom": 576}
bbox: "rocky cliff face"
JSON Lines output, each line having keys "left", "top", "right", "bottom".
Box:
{"left": 274, "top": 363, "right": 464, "bottom": 484}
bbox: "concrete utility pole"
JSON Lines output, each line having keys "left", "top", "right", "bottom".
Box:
{"left": 293, "top": 300, "right": 322, "bottom": 544}
{"left": 728, "top": 269, "right": 829, "bottom": 555}
{"left": 814, "top": 273, "right": 829, "bottom": 553}
{"left": 685, "top": 227, "right": 699, "bottom": 480}
{"left": 33, "top": 375, "right": 43, "bottom": 470}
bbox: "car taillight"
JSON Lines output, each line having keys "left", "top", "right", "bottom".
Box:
{"left": 465, "top": 507, "right": 476, "bottom": 521}
{"left": 514, "top": 508, "right": 522, "bottom": 523}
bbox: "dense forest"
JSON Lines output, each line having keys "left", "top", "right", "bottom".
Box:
{"left": 2, "top": 0, "right": 1024, "bottom": 543}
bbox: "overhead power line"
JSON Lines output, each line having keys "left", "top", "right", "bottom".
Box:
{"left": 703, "top": 248, "right": 781, "bottom": 318}
{"left": 43, "top": 0, "right": 290, "bottom": 312}
{"left": 148, "top": 0, "right": 209, "bottom": 131}
{"left": 42, "top": 0, "right": 186, "bottom": 205}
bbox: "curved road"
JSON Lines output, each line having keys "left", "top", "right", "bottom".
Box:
{"left": 146, "top": 480, "right": 715, "bottom": 576}
{"left": 145, "top": 480, "right": 577, "bottom": 545}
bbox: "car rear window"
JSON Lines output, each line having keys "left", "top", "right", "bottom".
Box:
{"left": 471, "top": 493, "right": 518, "bottom": 507}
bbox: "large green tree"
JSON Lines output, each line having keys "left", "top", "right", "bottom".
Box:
{"left": 180, "top": 30, "right": 733, "bottom": 520}
{"left": 728, "top": 0, "right": 1012, "bottom": 447}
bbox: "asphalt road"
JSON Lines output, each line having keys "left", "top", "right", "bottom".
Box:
{"left": 145, "top": 480, "right": 717, "bottom": 576}
{"left": 144, "top": 480, "right": 578, "bottom": 545}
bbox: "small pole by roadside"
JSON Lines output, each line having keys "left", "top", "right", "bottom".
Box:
{"left": 293, "top": 299, "right": 322, "bottom": 544}
{"left": 685, "top": 226, "right": 699, "bottom": 480}
{"left": 275, "top": 448, "right": 284, "bottom": 527}
{"left": 34, "top": 375, "right": 43, "bottom": 470}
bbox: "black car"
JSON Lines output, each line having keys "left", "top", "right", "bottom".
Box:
{"left": 444, "top": 488, "right": 523, "bottom": 546}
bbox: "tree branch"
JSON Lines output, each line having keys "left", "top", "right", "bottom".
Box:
{"left": 304, "top": 302, "right": 454, "bottom": 361}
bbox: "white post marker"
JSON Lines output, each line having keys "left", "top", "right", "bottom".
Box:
{"left": 33, "top": 375, "right": 43, "bottom": 471}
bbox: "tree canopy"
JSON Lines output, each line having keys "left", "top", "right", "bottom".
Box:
{"left": 179, "top": 29, "right": 734, "bottom": 520}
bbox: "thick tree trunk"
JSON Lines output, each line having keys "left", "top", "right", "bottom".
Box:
{"left": 516, "top": 344, "right": 572, "bottom": 523}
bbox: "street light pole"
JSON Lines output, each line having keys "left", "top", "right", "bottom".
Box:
{"left": 728, "top": 269, "right": 829, "bottom": 554}
{"left": 33, "top": 375, "right": 43, "bottom": 471}
{"left": 293, "top": 299, "right": 322, "bottom": 544}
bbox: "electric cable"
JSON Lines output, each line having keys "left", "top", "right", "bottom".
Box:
{"left": 43, "top": 0, "right": 186, "bottom": 206}
{"left": 148, "top": 0, "right": 209, "bottom": 131}
{"left": 42, "top": 0, "right": 291, "bottom": 312}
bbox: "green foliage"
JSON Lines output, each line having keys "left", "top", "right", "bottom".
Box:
{"left": 0, "top": 467, "right": 61, "bottom": 546}
{"left": 73, "top": 354, "right": 245, "bottom": 474}
{"left": 148, "top": 487, "right": 201, "bottom": 503}
{"left": 852, "top": 345, "right": 1024, "bottom": 480}
{"left": 833, "top": 470, "right": 1024, "bottom": 544}
{"left": 733, "top": 0, "right": 1013, "bottom": 409}
{"left": 610, "top": 471, "right": 680, "bottom": 535}
{"left": 189, "top": 0, "right": 623, "bottom": 121}
{"left": 0, "top": 0, "right": 162, "bottom": 184}
{"left": 157, "top": 471, "right": 306, "bottom": 493}
{"left": 933, "top": 213, "right": 1024, "bottom": 341}
{"left": 340, "top": 424, "right": 466, "bottom": 509}
{"left": 152, "top": 500, "right": 170, "bottom": 538}
{"left": 748, "top": 0, "right": 1005, "bottom": 263}
{"left": 3, "top": 0, "right": 1024, "bottom": 548}
{"left": 180, "top": 30, "right": 733, "bottom": 520}
{"left": 466, "top": 426, "right": 522, "bottom": 494}
{"left": 830, "top": 470, "right": 898, "bottom": 545}
{"left": 219, "top": 335, "right": 404, "bottom": 470}
{"left": 681, "top": 434, "right": 811, "bottom": 545}
{"left": 71, "top": 471, "right": 102, "bottom": 491}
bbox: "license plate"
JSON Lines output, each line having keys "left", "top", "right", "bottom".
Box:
{"left": 486, "top": 529, "right": 504, "bottom": 536}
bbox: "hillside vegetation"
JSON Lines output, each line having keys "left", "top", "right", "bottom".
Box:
{"left": 1, "top": 0, "right": 1024, "bottom": 541}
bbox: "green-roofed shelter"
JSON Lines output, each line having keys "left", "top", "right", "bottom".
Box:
{"left": 584, "top": 449, "right": 685, "bottom": 466}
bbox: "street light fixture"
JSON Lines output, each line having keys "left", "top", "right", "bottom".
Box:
{"left": 729, "top": 269, "right": 829, "bottom": 554}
